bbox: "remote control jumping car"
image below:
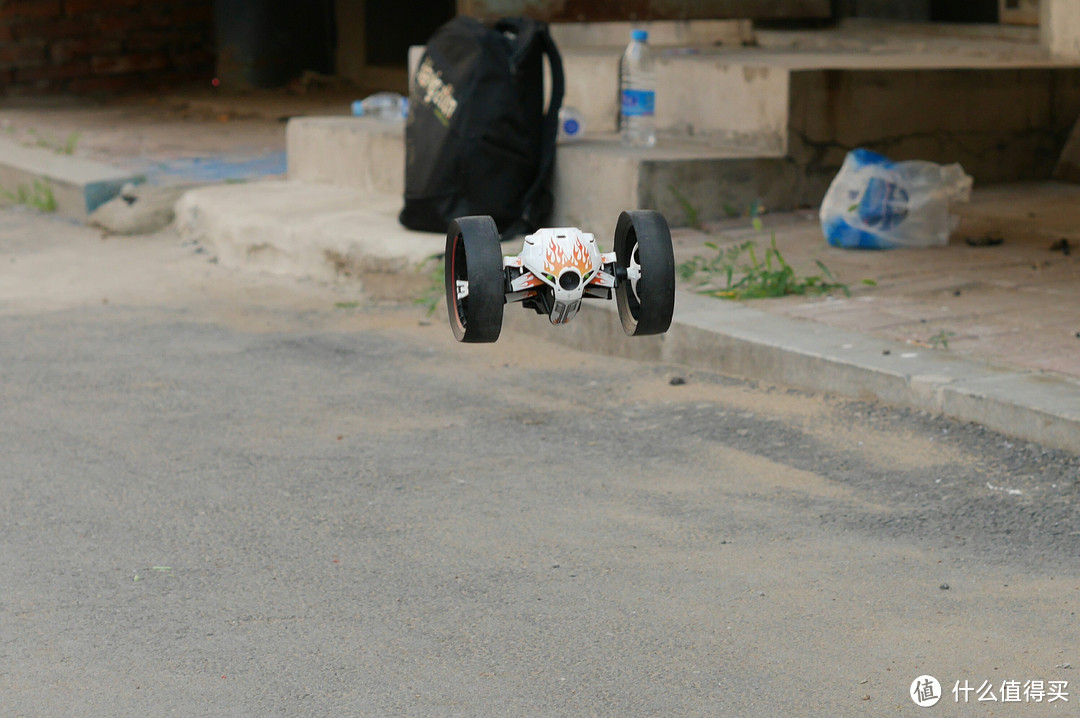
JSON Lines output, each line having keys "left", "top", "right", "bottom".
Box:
{"left": 445, "top": 210, "right": 675, "bottom": 343}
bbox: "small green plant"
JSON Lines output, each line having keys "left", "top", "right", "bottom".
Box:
{"left": 0, "top": 179, "right": 57, "bottom": 212}
{"left": 62, "top": 131, "right": 80, "bottom": 155}
{"left": 19, "top": 129, "right": 80, "bottom": 155}
{"left": 667, "top": 184, "right": 702, "bottom": 230}
{"left": 679, "top": 234, "right": 850, "bottom": 300}
{"left": 414, "top": 256, "right": 445, "bottom": 316}
{"left": 719, "top": 199, "right": 766, "bottom": 221}
{"left": 928, "top": 329, "right": 955, "bottom": 350}
{"left": 27, "top": 179, "right": 56, "bottom": 212}
{"left": 334, "top": 301, "right": 360, "bottom": 309}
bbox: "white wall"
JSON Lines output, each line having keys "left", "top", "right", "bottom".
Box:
{"left": 1042, "top": 0, "right": 1080, "bottom": 58}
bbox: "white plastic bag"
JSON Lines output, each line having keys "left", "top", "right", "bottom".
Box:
{"left": 820, "top": 149, "right": 973, "bottom": 249}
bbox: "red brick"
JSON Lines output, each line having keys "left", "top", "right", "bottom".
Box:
{"left": 11, "top": 17, "right": 82, "bottom": 40}
{"left": 91, "top": 51, "right": 168, "bottom": 75}
{"left": 0, "top": 41, "right": 45, "bottom": 68}
{"left": 3, "top": 82, "right": 59, "bottom": 96}
{"left": 68, "top": 73, "right": 135, "bottom": 93}
{"left": 124, "top": 30, "right": 167, "bottom": 52}
{"left": 0, "top": 0, "right": 62, "bottom": 22}
{"left": 51, "top": 38, "right": 121, "bottom": 63}
{"left": 170, "top": 47, "right": 212, "bottom": 69}
{"left": 15, "top": 58, "right": 88, "bottom": 81}
{"left": 64, "top": 0, "right": 139, "bottom": 14}
{"left": 125, "top": 29, "right": 206, "bottom": 52}
{"left": 144, "top": 10, "right": 176, "bottom": 29}
{"left": 155, "top": 69, "right": 208, "bottom": 85}
{"left": 172, "top": 4, "right": 212, "bottom": 26}
{"left": 96, "top": 14, "right": 139, "bottom": 36}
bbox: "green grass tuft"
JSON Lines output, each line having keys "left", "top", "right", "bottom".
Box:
{"left": 678, "top": 234, "right": 850, "bottom": 300}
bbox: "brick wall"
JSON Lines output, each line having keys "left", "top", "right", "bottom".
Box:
{"left": 0, "top": 0, "right": 214, "bottom": 96}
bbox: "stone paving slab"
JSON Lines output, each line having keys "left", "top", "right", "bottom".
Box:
{"left": 671, "top": 183, "right": 1080, "bottom": 380}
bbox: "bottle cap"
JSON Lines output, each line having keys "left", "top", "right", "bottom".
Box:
{"left": 631, "top": 29, "right": 648, "bottom": 42}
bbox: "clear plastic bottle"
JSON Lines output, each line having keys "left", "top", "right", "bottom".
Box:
{"left": 619, "top": 29, "right": 656, "bottom": 148}
{"left": 351, "top": 92, "right": 409, "bottom": 122}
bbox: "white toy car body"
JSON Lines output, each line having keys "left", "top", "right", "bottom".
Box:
{"left": 503, "top": 227, "right": 634, "bottom": 325}
{"left": 445, "top": 211, "right": 674, "bottom": 343}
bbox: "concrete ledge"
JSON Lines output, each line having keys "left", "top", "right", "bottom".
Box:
{"left": 287, "top": 68, "right": 1080, "bottom": 236}
{"left": 561, "top": 48, "right": 790, "bottom": 145}
{"left": 0, "top": 137, "right": 143, "bottom": 220}
{"left": 506, "top": 290, "right": 1080, "bottom": 453}
{"left": 550, "top": 19, "right": 753, "bottom": 49}
{"left": 287, "top": 116, "right": 404, "bottom": 193}
{"left": 283, "top": 117, "right": 794, "bottom": 232}
{"left": 554, "top": 137, "right": 793, "bottom": 232}
{"left": 174, "top": 180, "right": 442, "bottom": 281}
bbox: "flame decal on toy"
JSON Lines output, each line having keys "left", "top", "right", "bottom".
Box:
{"left": 545, "top": 238, "right": 592, "bottom": 276}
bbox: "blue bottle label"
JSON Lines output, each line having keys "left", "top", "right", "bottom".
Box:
{"left": 621, "top": 89, "right": 655, "bottom": 117}
{"left": 858, "top": 177, "right": 909, "bottom": 230}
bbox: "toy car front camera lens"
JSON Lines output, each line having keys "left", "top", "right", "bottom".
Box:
{"left": 559, "top": 271, "right": 580, "bottom": 290}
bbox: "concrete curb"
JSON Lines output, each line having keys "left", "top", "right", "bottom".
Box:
{"left": 505, "top": 290, "right": 1080, "bottom": 453}
{"left": 0, "top": 137, "right": 143, "bottom": 220}
{"left": 175, "top": 179, "right": 1080, "bottom": 453}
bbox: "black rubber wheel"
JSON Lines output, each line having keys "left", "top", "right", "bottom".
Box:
{"left": 614, "top": 210, "right": 675, "bottom": 336}
{"left": 445, "top": 216, "right": 505, "bottom": 343}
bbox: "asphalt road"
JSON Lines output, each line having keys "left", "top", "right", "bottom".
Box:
{"left": 1, "top": 207, "right": 1079, "bottom": 716}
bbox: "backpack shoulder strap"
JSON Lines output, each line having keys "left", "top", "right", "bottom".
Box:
{"left": 497, "top": 19, "right": 564, "bottom": 240}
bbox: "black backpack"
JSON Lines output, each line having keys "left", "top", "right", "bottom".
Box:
{"left": 399, "top": 16, "right": 564, "bottom": 239}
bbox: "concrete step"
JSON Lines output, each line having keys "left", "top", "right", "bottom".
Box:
{"left": 549, "top": 19, "right": 752, "bottom": 49}
{"left": 410, "top": 21, "right": 1080, "bottom": 161}
{"left": 295, "top": 60, "right": 1080, "bottom": 211}
{"left": 286, "top": 116, "right": 403, "bottom": 194}
{"left": 560, "top": 47, "right": 788, "bottom": 151}
{"left": 0, "top": 136, "right": 143, "bottom": 220}
{"left": 174, "top": 180, "right": 442, "bottom": 284}
{"left": 293, "top": 24, "right": 1080, "bottom": 231}
{"left": 553, "top": 136, "right": 793, "bottom": 233}
{"left": 561, "top": 45, "right": 1080, "bottom": 167}
{"left": 286, "top": 117, "right": 792, "bottom": 232}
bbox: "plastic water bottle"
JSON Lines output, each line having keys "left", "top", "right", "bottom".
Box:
{"left": 619, "top": 29, "right": 656, "bottom": 148}
{"left": 352, "top": 92, "right": 408, "bottom": 122}
{"left": 558, "top": 106, "right": 585, "bottom": 141}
